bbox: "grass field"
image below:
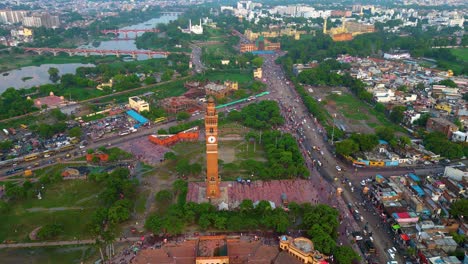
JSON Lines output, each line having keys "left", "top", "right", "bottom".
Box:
{"left": 450, "top": 48, "right": 468, "bottom": 62}
{"left": 0, "top": 245, "right": 97, "bottom": 264}
{"left": 327, "top": 93, "right": 405, "bottom": 133}
{"left": 0, "top": 180, "right": 103, "bottom": 242}
{"left": 135, "top": 189, "right": 151, "bottom": 214}
{"left": 205, "top": 44, "right": 235, "bottom": 57}
{"left": 202, "top": 70, "right": 253, "bottom": 84}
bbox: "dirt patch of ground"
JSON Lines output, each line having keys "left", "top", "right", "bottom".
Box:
{"left": 116, "top": 137, "right": 170, "bottom": 166}
{"left": 219, "top": 144, "right": 236, "bottom": 163}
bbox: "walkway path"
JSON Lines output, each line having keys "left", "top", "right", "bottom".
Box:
{"left": 26, "top": 206, "right": 84, "bottom": 212}
{"left": 0, "top": 237, "right": 142, "bottom": 249}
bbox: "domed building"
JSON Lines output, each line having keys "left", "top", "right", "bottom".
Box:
{"left": 279, "top": 236, "right": 329, "bottom": 264}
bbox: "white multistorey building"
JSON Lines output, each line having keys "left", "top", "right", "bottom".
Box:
{"left": 0, "top": 10, "right": 28, "bottom": 24}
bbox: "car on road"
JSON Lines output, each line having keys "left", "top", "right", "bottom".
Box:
{"left": 352, "top": 210, "right": 362, "bottom": 222}
{"left": 335, "top": 165, "right": 342, "bottom": 171}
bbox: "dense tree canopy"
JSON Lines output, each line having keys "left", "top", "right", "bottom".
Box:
{"left": 423, "top": 132, "right": 465, "bottom": 159}
{"left": 227, "top": 100, "right": 284, "bottom": 130}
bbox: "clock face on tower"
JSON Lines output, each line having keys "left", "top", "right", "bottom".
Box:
{"left": 208, "top": 136, "right": 216, "bottom": 144}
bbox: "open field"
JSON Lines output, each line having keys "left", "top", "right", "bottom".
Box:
{"left": 315, "top": 90, "right": 405, "bottom": 134}
{"left": 201, "top": 70, "right": 253, "bottom": 85}
{"left": 0, "top": 180, "right": 103, "bottom": 242}
{"left": 204, "top": 44, "right": 235, "bottom": 57}
{"left": 450, "top": 48, "right": 468, "bottom": 62}
{"left": 0, "top": 245, "right": 97, "bottom": 264}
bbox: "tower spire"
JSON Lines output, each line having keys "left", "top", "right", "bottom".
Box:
{"left": 205, "top": 97, "right": 220, "bottom": 199}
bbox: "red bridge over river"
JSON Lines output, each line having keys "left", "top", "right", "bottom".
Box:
{"left": 23, "top": 47, "right": 178, "bottom": 59}
{"left": 100, "top": 29, "right": 159, "bottom": 39}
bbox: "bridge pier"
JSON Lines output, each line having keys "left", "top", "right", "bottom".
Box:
{"left": 148, "top": 52, "right": 153, "bottom": 59}
{"left": 85, "top": 52, "right": 89, "bottom": 57}
{"left": 132, "top": 52, "right": 137, "bottom": 60}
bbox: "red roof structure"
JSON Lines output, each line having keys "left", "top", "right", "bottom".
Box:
{"left": 33, "top": 92, "right": 67, "bottom": 108}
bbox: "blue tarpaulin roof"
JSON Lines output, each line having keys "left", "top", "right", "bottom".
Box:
{"left": 409, "top": 173, "right": 420, "bottom": 182}
{"left": 411, "top": 185, "right": 425, "bottom": 197}
{"left": 126, "top": 110, "right": 148, "bottom": 124}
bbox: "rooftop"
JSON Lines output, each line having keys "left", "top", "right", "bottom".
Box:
{"left": 197, "top": 236, "right": 227, "bottom": 257}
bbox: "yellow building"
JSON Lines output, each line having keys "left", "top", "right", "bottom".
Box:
{"left": 23, "top": 28, "right": 33, "bottom": 36}
{"left": 279, "top": 236, "right": 328, "bottom": 264}
{"left": 435, "top": 104, "right": 451, "bottom": 113}
{"left": 129, "top": 96, "right": 149, "bottom": 112}
{"left": 253, "top": 68, "right": 262, "bottom": 79}
{"left": 204, "top": 81, "right": 238, "bottom": 99}
{"left": 96, "top": 79, "right": 113, "bottom": 90}
{"left": 244, "top": 28, "right": 306, "bottom": 41}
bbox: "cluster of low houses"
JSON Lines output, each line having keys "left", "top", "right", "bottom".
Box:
{"left": 333, "top": 55, "right": 468, "bottom": 142}
{"left": 364, "top": 166, "right": 467, "bottom": 263}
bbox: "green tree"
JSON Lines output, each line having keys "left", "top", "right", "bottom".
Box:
{"left": 48, "top": 67, "right": 60, "bottom": 83}
{"left": 107, "top": 201, "right": 131, "bottom": 224}
{"left": 144, "top": 76, "right": 157, "bottom": 85}
{"left": 68, "top": 126, "right": 82, "bottom": 138}
{"left": 251, "top": 56, "right": 264, "bottom": 68}
{"left": 198, "top": 214, "right": 211, "bottom": 230}
{"left": 161, "top": 69, "right": 174, "bottom": 81}
{"left": 50, "top": 108, "right": 67, "bottom": 121}
{"left": 145, "top": 214, "right": 164, "bottom": 233}
{"left": 375, "top": 126, "right": 394, "bottom": 142}
{"left": 335, "top": 139, "right": 359, "bottom": 156}
{"left": 334, "top": 245, "right": 361, "bottom": 264}
{"left": 213, "top": 215, "right": 227, "bottom": 230}
{"left": 449, "top": 199, "right": 468, "bottom": 218}
{"left": 398, "top": 136, "right": 411, "bottom": 148}
{"left": 0, "top": 140, "right": 13, "bottom": 151}
{"left": 0, "top": 200, "right": 11, "bottom": 214}
{"left": 164, "top": 152, "right": 177, "bottom": 160}
{"left": 37, "top": 224, "right": 64, "bottom": 240}
{"left": 157, "top": 129, "right": 168, "bottom": 135}
{"left": 307, "top": 224, "right": 336, "bottom": 255}
{"left": 350, "top": 133, "right": 379, "bottom": 151}
{"left": 155, "top": 190, "right": 173, "bottom": 203}
{"left": 176, "top": 159, "right": 191, "bottom": 176}
{"left": 397, "top": 85, "right": 408, "bottom": 92}
{"left": 438, "top": 79, "right": 457, "bottom": 88}
{"left": 176, "top": 112, "right": 190, "bottom": 121}
{"left": 389, "top": 106, "right": 406, "bottom": 123}
{"left": 239, "top": 199, "right": 254, "bottom": 212}
{"left": 415, "top": 113, "right": 430, "bottom": 126}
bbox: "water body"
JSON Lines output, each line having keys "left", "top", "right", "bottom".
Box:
{"left": 79, "top": 14, "right": 178, "bottom": 60}
{"left": 0, "top": 63, "right": 95, "bottom": 92}
{"left": 0, "top": 14, "right": 178, "bottom": 91}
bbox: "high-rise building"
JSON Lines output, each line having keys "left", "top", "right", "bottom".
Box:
{"left": 205, "top": 97, "right": 220, "bottom": 199}
{"left": 22, "top": 15, "right": 41, "bottom": 27}
{"left": 22, "top": 13, "right": 60, "bottom": 28}
{"left": 0, "top": 10, "right": 28, "bottom": 24}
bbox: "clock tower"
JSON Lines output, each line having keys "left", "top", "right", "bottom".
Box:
{"left": 205, "top": 97, "right": 220, "bottom": 198}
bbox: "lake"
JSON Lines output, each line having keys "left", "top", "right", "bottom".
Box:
{"left": 0, "top": 14, "right": 178, "bottom": 91}
{"left": 0, "top": 63, "right": 95, "bottom": 93}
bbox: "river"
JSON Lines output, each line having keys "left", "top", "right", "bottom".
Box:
{"left": 0, "top": 14, "right": 178, "bottom": 92}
